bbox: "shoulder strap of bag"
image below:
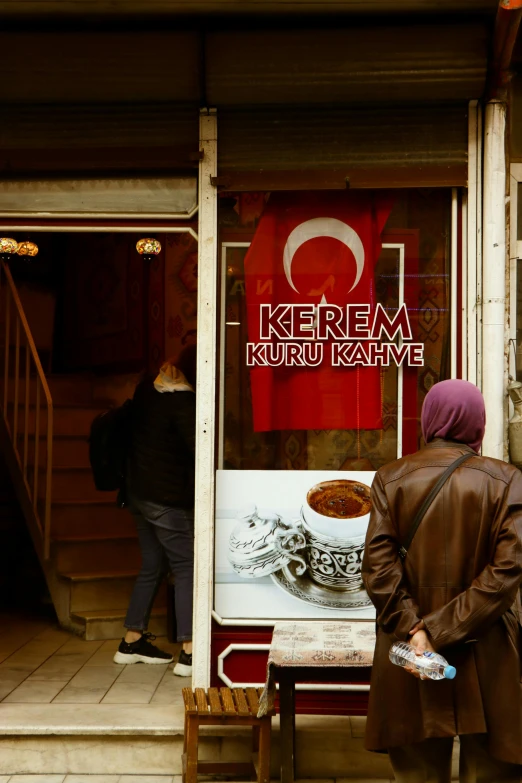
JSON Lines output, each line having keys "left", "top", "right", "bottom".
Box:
{"left": 399, "top": 452, "right": 476, "bottom": 561}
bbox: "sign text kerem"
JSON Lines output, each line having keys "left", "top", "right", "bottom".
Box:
{"left": 246, "top": 303, "right": 424, "bottom": 368}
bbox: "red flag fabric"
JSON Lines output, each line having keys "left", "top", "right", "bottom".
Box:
{"left": 244, "top": 191, "right": 392, "bottom": 432}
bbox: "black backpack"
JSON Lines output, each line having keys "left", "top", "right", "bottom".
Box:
{"left": 89, "top": 399, "right": 133, "bottom": 492}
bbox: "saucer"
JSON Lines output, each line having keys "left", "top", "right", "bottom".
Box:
{"left": 270, "top": 560, "right": 372, "bottom": 611}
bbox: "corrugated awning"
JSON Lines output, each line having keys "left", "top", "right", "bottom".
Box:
{"left": 0, "top": 31, "right": 200, "bottom": 104}
{"left": 207, "top": 23, "right": 489, "bottom": 105}
{"left": 0, "top": 103, "right": 200, "bottom": 174}
{"left": 0, "top": 22, "right": 489, "bottom": 106}
{"left": 0, "top": 22, "right": 487, "bottom": 182}
{"left": 217, "top": 104, "right": 469, "bottom": 188}
{"left": 0, "top": 0, "right": 500, "bottom": 17}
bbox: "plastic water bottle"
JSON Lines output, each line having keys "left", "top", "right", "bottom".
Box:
{"left": 389, "top": 641, "right": 457, "bottom": 680}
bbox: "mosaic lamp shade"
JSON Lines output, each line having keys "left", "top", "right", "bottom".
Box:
{"left": 136, "top": 238, "right": 162, "bottom": 260}
{"left": 0, "top": 237, "right": 19, "bottom": 257}
{"left": 17, "top": 241, "right": 39, "bottom": 257}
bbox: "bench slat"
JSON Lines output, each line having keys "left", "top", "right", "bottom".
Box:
{"left": 234, "top": 687, "right": 251, "bottom": 716}
{"left": 195, "top": 687, "right": 209, "bottom": 714}
{"left": 245, "top": 687, "right": 260, "bottom": 715}
{"left": 182, "top": 687, "right": 197, "bottom": 714}
{"left": 208, "top": 687, "right": 223, "bottom": 715}
{"left": 220, "top": 687, "right": 237, "bottom": 715}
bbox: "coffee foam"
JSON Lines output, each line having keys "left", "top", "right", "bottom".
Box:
{"left": 307, "top": 480, "right": 371, "bottom": 520}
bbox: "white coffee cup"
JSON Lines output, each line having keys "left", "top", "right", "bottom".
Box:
{"left": 302, "top": 479, "right": 371, "bottom": 540}
{"left": 299, "top": 479, "right": 372, "bottom": 591}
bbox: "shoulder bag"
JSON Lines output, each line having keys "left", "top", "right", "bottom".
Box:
{"left": 399, "top": 451, "right": 476, "bottom": 561}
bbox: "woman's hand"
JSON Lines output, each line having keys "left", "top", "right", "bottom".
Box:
{"left": 409, "top": 629, "right": 435, "bottom": 656}
{"left": 409, "top": 619, "right": 425, "bottom": 636}
{"left": 404, "top": 626, "right": 436, "bottom": 679}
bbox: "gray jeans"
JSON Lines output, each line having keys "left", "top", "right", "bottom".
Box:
{"left": 124, "top": 497, "right": 194, "bottom": 642}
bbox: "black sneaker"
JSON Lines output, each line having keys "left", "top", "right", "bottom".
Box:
{"left": 113, "top": 633, "right": 174, "bottom": 665}
{"left": 173, "top": 649, "right": 192, "bottom": 677}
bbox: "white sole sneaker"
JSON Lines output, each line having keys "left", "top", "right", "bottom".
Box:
{"left": 113, "top": 651, "right": 174, "bottom": 665}
{"left": 173, "top": 661, "right": 193, "bottom": 677}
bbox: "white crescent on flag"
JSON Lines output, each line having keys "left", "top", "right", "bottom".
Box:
{"left": 282, "top": 217, "right": 365, "bottom": 294}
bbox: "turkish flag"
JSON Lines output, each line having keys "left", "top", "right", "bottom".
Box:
{"left": 244, "top": 191, "right": 392, "bottom": 432}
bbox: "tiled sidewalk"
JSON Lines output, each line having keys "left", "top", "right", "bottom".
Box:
{"left": 0, "top": 777, "right": 183, "bottom": 783}
{"left": 0, "top": 616, "right": 395, "bottom": 782}
{"left": 0, "top": 615, "right": 183, "bottom": 705}
{"left": 0, "top": 779, "right": 392, "bottom": 783}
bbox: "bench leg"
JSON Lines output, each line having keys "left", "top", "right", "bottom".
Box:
{"left": 183, "top": 715, "right": 189, "bottom": 755}
{"left": 257, "top": 717, "right": 271, "bottom": 783}
{"left": 184, "top": 715, "right": 199, "bottom": 783}
{"left": 252, "top": 726, "right": 260, "bottom": 781}
{"left": 279, "top": 672, "right": 296, "bottom": 783}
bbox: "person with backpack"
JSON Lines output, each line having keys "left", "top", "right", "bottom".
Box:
{"left": 112, "top": 345, "right": 197, "bottom": 677}
{"left": 362, "top": 379, "right": 522, "bottom": 783}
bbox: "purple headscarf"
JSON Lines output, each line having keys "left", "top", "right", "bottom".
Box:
{"left": 421, "top": 379, "right": 485, "bottom": 453}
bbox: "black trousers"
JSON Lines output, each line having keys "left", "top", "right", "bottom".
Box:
{"left": 389, "top": 735, "right": 522, "bottom": 783}
{"left": 124, "top": 498, "right": 194, "bottom": 642}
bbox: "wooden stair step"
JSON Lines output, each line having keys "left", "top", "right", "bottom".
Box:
{"left": 37, "top": 467, "right": 115, "bottom": 502}
{"left": 29, "top": 436, "right": 90, "bottom": 468}
{"left": 48, "top": 500, "right": 132, "bottom": 537}
{"left": 7, "top": 403, "right": 108, "bottom": 438}
{"left": 53, "top": 531, "right": 138, "bottom": 542}
{"left": 60, "top": 569, "right": 141, "bottom": 582}
{"left": 70, "top": 606, "right": 168, "bottom": 641}
{"left": 5, "top": 374, "right": 96, "bottom": 406}
{"left": 52, "top": 534, "right": 141, "bottom": 572}
{"left": 71, "top": 607, "right": 167, "bottom": 621}
{"left": 92, "top": 373, "right": 139, "bottom": 406}
{"left": 59, "top": 570, "right": 167, "bottom": 613}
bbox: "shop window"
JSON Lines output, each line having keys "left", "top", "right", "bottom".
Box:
{"left": 215, "top": 188, "right": 453, "bottom": 623}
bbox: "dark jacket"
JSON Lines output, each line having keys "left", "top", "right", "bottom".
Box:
{"left": 362, "top": 439, "right": 522, "bottom": 763}
{"left": 127, "top": 377, "right": 196, "bottom": 509}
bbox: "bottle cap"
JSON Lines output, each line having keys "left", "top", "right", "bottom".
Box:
{"left": 444, "top": 665, "right": 457, "bottom": 680}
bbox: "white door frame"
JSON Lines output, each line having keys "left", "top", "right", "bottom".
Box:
{"left": 482, "top": 101, "right": 508, "bottom": 461}
{"left": 509, "top": 162, "right": 522, "bottom": 386}
{"left": 192, "top": 108, "right": 218, "bottom": 688}
{"left": 466, "top": 100, "right": 482, "bottom": 387}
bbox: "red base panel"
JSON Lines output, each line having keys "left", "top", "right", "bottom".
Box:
{"left": 211, "top": 621, "right": 370, "bottom": 716}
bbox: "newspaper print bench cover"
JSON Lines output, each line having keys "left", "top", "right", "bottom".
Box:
{"left": 257, "top": 620, "right": 376, "bottom": 716}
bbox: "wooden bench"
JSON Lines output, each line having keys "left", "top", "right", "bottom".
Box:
{"left": 182, "top": 686, "right": 273, "bottom": 783}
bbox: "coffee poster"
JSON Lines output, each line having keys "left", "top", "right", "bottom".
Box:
{"left": 214, "top": 193, "right": 422, "bottom": 622}
{"left": 214, "top": 470, "right": 376, "bottom": 622}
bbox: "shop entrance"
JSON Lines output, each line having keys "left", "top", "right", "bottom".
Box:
{"left": 0, "top": 223, "right": 198, "bottom": 641}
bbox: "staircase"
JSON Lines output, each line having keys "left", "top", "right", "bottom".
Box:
{"left": 40, "top": 374, "right": 168, "bottom": 640}
{"left": 0, "top": 261, "right": 167, "bottom": 641}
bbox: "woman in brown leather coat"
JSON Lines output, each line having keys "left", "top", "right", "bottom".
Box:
{"left": 362, "top": 379, "right": 522, "bottom": 783}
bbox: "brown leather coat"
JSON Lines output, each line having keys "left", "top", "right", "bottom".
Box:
{"left": 362, "top": 440, "right": 522, "bottom": 763}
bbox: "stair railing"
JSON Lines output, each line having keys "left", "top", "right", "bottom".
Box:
{"left": 0, "top": 259, "right": 53, "bottom": 559}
